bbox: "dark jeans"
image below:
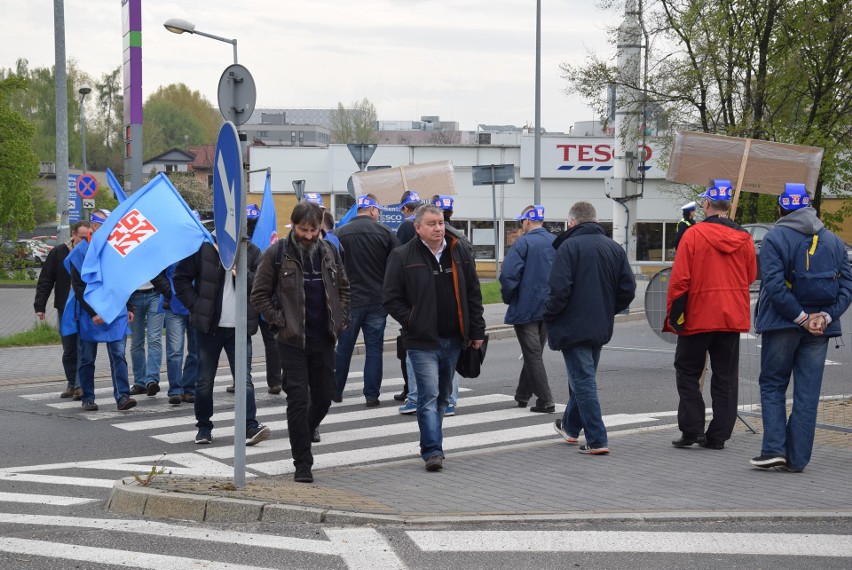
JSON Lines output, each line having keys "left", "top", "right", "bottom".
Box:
{"left": 335, "top": 303, "right": 387, "bottom": 400}
{"left": 194, "top": 326, "right": 257, "bottom": 431}
{"left": 514, "top": 321, "right": 553, "bottom": 405}
{"left": 674, "top": 331, "right": 739, "bottom": 443}
{"left": 280, "top": 336, "right": 336, "bottom": 470}
{"left": 58, "top": 308, "right": 78, "bottom": 388}
{"left": 259, "top": 319, "right": 283, "bottom": 388}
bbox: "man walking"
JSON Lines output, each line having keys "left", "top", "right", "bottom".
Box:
{"left": 393, "top": 190, "right": 421, "bottom": 405}
{"left": 251, "top": 202, "right": 350, "bottom": 483}
{"left": 34, "top": 220, "right": 90, "bottom": 399}
{"left": 545, "top": 201, "right": 635, "bottom": 455}
{"left": 665, "top": 179, "right": 757, "bottom": 450}
{"left": 751, "top": 183, "right": 852, "bottom": 472}
{"left": 499, "top": 205, "right": 556, "bottom": 412}
{"left": 128, "top": 272, "right": 171, "bottom": 397}
{"left": 334, "top": 194, "right": 399, "bottom": 406}
{"left": 384, "top": 204, "right": 485, "bottom": 471}
{"left": 672, "top": 201, "right": 696, "bottom": 251}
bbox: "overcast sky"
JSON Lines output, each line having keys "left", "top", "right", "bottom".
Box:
{"left": 1, "top": 0, "right": 617, "bottom": 133}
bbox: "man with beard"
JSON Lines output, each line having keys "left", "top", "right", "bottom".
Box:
{"left": 251, "top": 202, "right": 350, "bottom": 483}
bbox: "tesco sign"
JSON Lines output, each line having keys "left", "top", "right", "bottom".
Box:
{"left": 519, "top": 136, "right": 664, "bottom": 179}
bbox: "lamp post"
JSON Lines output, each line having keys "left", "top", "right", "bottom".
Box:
{"left": 78, "top": 84, "right": 91, "bottom": 173}
{"left": 163, "top": 18, "right": 238, "bottom": 64}
{"left": 534, "top": 0, "right": 541, "bottom": 205}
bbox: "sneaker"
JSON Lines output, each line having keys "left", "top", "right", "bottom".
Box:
{"left": 116, "top": 396, "right": 137, "bottom": 411}
{"left": 81, "top": 400, "right": 98, "bottom": 412}
{"left": 515, "top": 398, "right": 529, "bottom": 408}
{"left": 393, "top": 392, "right": 407, "bottom": 402}
{"left": 226, "top": 384, "right": 236, "bottom": 394}
{"left": 72, "top": 387, "right": 83, "bottom": 401}
{"left": 294, "top": 467, "right": 314, "bottom": 483}
{"left": 750, "top": 455, "right": 787, "bottom": 468}
{"left": 195, "top": 428, "right": 212, "bottom": 444}
{"left": 168, "top": 395, "right": 182, "bottom": 406}
{"left": 579, "top": 445, "right": 609, "bottom": 455}
{"left": 145, "top": 382, "right": 160, "bottom": 397}
{"left": 246, "top": 424, "right": 271, "bottom": 446}
{"left": 365, "top": 398, "right": 381, "bottom": 407}
{"left": 672, "top": 435, "right": 706, "bottom": 448}
{"left": 398, "top": 400, "right": 417, "bottom": 415}
{"left": 311, "top": 429, "right": 321, "bottom": 443}
{"left": 444, "top": 404, "right": 456, "bottom": 417}
{"left": 267, "top": 385, "right": 282, "bottom": 395}
{"left": 60, "top": 385, "right": 75, "bottom": 398}
{"left": 553, "top": 419, "right": 579, "bottom": 443}
{"left": 425, "top": 454, "right": 443, "bottom": 472}
{"left": 530, "top": 402, "right": 556, "bottom": 413}
{"left": 129, "top": 385, "right": 146, "bottom": 396}
{"left": 780, "top": 464, "right": 803, "bottom": 473}
{"left": 181, "top": 393, "right": 195, "bottom": 403}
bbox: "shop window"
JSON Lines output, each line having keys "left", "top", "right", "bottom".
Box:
{"left": 636, "top": 222, "right": 664, "bottom": 261}
{"left": 664, "top": 222, "right": 678, "bottom": 261}
{"left": 471, "top": 220, "right": 496, "bottom": 260}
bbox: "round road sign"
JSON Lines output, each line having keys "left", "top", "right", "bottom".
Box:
{"left": 76, "top": 173, "right": 99, "bottom": 199}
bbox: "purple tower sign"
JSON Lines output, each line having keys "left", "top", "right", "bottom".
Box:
{"left": 122, "top": 0, "right": 143, "bottom": 193}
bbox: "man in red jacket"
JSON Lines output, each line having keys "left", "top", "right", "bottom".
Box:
{"left": 664, "top": 179, "right": 757, "bottom": 450}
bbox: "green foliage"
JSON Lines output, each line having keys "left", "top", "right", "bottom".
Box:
{"left": 132, "top": 454, "right": 169, "bottom": 486}
{"left": 143, "top": 84, "right": 220, "bottom": 159}
{"left": 479, "top": 281, "right": 502, "bottom": 305}
{"left": 0, "top": 75, "right": 39, "bottom": 235}
{"left": 31, "top": 186, "right": 56, "bottom": 225}
{"left": 165, "top": 172, "right": 213, "bottom": 211}
{"left": 0, "top": 321, "right": 60, "bottom": 347}
{"left": 330, "top": 98, "right": 378, "bottom": 143}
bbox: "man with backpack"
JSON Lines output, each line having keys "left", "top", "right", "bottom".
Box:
{"left": 751, "top": 183, "right": 852, "bottom": 473}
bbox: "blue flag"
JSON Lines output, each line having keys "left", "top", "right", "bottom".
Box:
{"left": 80, "top": 173, "right": 213, "bottom": 324}
{"left": 250, "top": 171, "right": 278, "bottom": 252}
{"left": 106, "top": 168, "right": 128, "bottom": 203}
{"left": 336, "top": 203, "right": 358, "bottom": 227}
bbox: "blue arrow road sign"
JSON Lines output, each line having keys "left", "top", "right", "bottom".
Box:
{"left": 67, "top": 174, "right": 81, "bottom": 223}
{"left": 213, "top": 121, "right": 242, "bottom": 270}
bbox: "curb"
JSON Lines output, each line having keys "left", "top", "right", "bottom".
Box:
{"left": 107, "top": 478, "right": 852, "bottom": 525}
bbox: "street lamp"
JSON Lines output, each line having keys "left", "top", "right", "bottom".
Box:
{"left": 78, "top": 83, "right": 91, "bottom": 173}
{"left": 163, "top": 18, "right": 238, "bottom": 64}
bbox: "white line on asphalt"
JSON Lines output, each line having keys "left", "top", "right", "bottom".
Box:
{"left": 0, "top": 472, "right": 115, "bottom": 489}
{"left": 406, "top": 530, "right": 852, "bottom": 557}
{"left": 0, "top": 492, "right": 96, "bottom": 506}
{"left": 325, "top": 528, "right": 406, "bottom": 570}
{"left": 2, "top": 451, "right": 236, "bottom": 478}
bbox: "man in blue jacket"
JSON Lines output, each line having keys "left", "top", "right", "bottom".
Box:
{"left": 544, "top": 201, "right": 636, "bottom": 455}
{"left": 751, "top": 183, "right": 852, "bottom": 473}
{"left": 499, "top": 205, "right": 556, "bottom": 412}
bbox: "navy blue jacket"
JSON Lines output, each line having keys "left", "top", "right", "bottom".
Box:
{"left": 544, "top": 222, "right": 636, "bottom": 350}
{"left": 755, "top": 208, "right": 852, "bottom": 337}
{"left": 499, "top": 227, "right": 555, "bottom": 324}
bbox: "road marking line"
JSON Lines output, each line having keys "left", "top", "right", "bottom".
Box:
{"left": 0, "top": 492, "right": 96, "bottom": 506}
{"left": 0, "top": 473, "right": 114, "bottom": 489}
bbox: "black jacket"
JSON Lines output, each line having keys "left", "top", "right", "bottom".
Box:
{"left": 251, "top": 234, "right": 350, "bottom": 348}
{"left": 34, "top": 243, "right": 71, "bottom": 313}
{"left": 173, "top": 241, "right": 261, "bottom": 335}
{"left": 544, "top": 222, "right": 636, "bottom": 350}
{"left": 335, "top": 215, "right": 400, "bottom": 307}
{"left": 383, "top": 234, "right": 485, "bottom": 350}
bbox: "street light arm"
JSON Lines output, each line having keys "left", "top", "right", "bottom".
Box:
{"left": 187, "top": 28, "right": 238, "bottom": 64}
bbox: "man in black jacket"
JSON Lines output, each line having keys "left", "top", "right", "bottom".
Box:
{"left": 545, "top": 201, "right": 635, "bottom": 455}
{"left": 333, "top": 194, "right": 400, "bottom": 406}
{"left": 34, "top": 221, "right": 90, "bottom": 398}
{"left": 384, "top": 204, "right": 485, "bottom": 472}
{"left": 173, "top": 238, "right": 270, "bottom": 447}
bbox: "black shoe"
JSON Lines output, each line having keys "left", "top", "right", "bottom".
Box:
{"left": 267, "top": 385, "right": 282, "bottom": 395}
{"left": 672, "top": 435, "right": 706, "bottom": 448}
{"left": 145, "top": 382, "right": 160, "bottom": 397}
{"left": 246, "top": 424, "right": 271, "bottom": 446}
{"left": 116, "top": 396, "right": 137, "bottom": 411}
{"left": 425, "top": 454, "right": 443, "bottom": 472}
{"left": 750, "top": 455, "right": 786, "bottom": 468}
{"left": 129, "top": 385, "right": 146, "bottom": 396}
{"left": 168, "top": 395, "right": 182, "bottom": 405}
{"left": 332, "top": 395, "right": 343, "bottom": 403}
{"left": 515, "top": 398, "right": 529, "bottom": 408}
{"left": 365, "top": 399, "right": 380, "bottom": 407}
{"left": 393, "top": 392, "right": 407, "bottom": 402}
{"left": 81, "top": 400, "right": 98, "bottom": 412}
{"left": 311, "top": 429, "right": 321, "bottom": 443}
{"left": 530, "top": 402, "right": 556, "bottom": 413}
{"left": 779, "top": 464, "right": 803, "bottom": 473}
{"left": 226, "top": 384, "right": 235, "bottom": 393}
{"left": 181, "top": 393, "right": 195, "bottom": 403}
{"left": 294, "top": 467, "right": 314, "bottom": 483}
{"left": 699, "top": 439, "right": 724, "bottom": 450}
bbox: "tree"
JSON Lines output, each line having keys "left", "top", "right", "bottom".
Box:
{"left": 164, "top": 172, "right": 212, "bottom": 212}
{"left": 142, "top": 84, "right": 221, "bottom": 159}
{"left": 330, "top": 98, "right": 378, "bottom": 143}
{"left": 561, "top": 0, "right": 852, "bottom": 224}
{"left": 0, "top": 76, "right": 40, "bottom": 235}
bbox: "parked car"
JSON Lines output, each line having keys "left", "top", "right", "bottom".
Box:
{"left": 17, "top": 239, "right": 50, "bottom": 265}
{"left": 32, "top": 235, "right": 59, "bottom": 249}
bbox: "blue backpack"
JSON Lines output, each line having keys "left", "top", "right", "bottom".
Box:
{"left": 784, "top": 228, "right": 841, "bottom": 306}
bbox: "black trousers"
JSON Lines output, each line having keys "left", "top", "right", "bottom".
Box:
{"left": 259, "top": 319, "right": 283, "bottom": 388}
{"left": 674, "top": 331, "right": 740, "bottom": 443}
{"left": 280, "top": 335, "right": 335, "bottom": 469}
{"left": 58, "top": 308, "right": 78, "bottom": 387}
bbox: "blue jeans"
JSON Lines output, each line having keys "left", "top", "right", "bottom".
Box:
{"left": 335, "top": 303, "right": 387, "bottom": 400}
{"left": 164, "top": 311, "right": 198, "bottom": 397}
{"left": 129, "top": 290, "right": 164, "bottom": 387}
{"left": 195, "top": 326, "right": 257, "bottom": 431}
{"left": 408, "top": 336, "right": 463, "bottom": 460}
{"left": 78, "top": 337, "right": 131, "bottom": 403}
{"left": 561, "top": 344, "right": 607, "bottom": 448}
{"left": 758, "top": 328, "right": 829, "bottom": 470}
{"left": 405, "top": 357, "right": 459, "bottom": 406}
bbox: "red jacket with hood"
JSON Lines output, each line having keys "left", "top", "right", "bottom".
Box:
{"left": 664, "top": 216, "right": 757, "bottom": 335}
